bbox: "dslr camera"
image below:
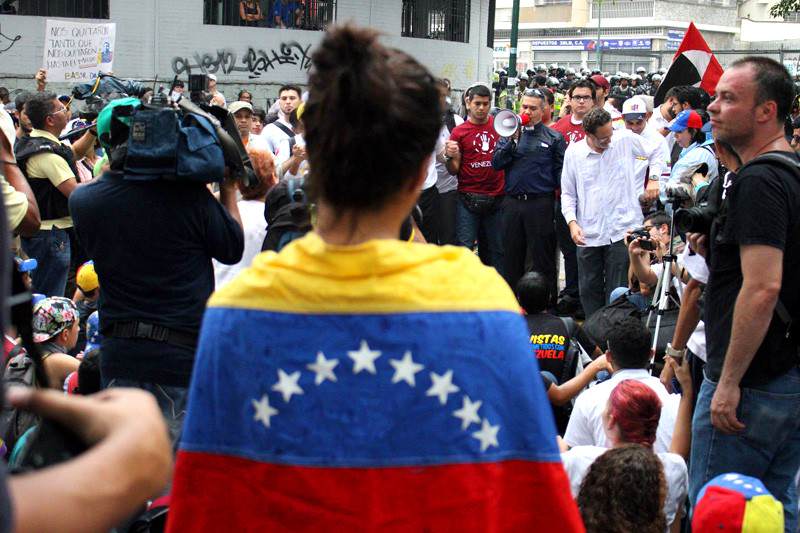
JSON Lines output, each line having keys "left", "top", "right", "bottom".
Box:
{"left": 626, "top": 227, "right": 656, "bottom": 251}
{"left": 674, "top": 177, "right": 721, "bottom": 235}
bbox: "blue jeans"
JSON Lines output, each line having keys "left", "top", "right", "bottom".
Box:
{"left": 21, "top": 227, "right": 70, "bottom": 297}
{"left": 105, "top": 378, "right": 189, "bottom": 447}
{"left": 455, "top": 196, "right": 504, "bottom": 273}
{"left": 689, "top": 368, "right": 800, "bottom": 532}
{"left": 609, "top": 287, "right": 649, "bottom": 312}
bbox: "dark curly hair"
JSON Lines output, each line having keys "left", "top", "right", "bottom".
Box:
{"left": 577, "top": 444, "right": 667, "bottom": 533}
{"left": 303, "top": 25, "right": 441, "bottom": 211}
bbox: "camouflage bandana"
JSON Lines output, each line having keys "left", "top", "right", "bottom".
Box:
{"left": 32, "top": 297, "right": 79, "bottom": 343}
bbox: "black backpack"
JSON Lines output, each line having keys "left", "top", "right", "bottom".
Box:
{"left": 582, "top": 295, "right": 642, "bottom": 350}
{"left": 0, "top": 350, "right": 39, "bottom": 456}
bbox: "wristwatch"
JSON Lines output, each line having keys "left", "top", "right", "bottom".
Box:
{"left": 665, "top": 343, "right": 686, "bottom": 359}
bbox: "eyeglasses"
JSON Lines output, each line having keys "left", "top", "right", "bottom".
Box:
{"left": 49, "top": 106, "right": 69, "bottom": 117}
{"left": 571, "top": 95, "right": 594, "bottom": 102}
{"left": 523, "top": 88, "right": 543, "bottom": 98}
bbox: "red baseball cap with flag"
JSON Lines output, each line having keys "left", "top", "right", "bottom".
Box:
{"left": 654, "top": 22, "right": 724, "bottom": 106}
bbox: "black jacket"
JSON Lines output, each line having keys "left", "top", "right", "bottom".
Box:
{"left": 492, "top": 122, "right": 565, "bottom": 195}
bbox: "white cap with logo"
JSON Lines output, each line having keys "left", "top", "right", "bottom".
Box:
{"left": 622, "top": 96, "right": 647, "bottom": 120}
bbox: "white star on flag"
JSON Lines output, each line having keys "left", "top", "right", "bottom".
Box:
{"left": 272, "top": 369, "right": 304, "bottom": 403}
{"left": 452, "top": 395, "right": 482, "bottom": 430}
{"left": 426, "top": 370, "right": 459, "bottom": 405}
{"left": 307, "top": 351, "right": 339, "bottom": 385}
{"left": 252, "top": 394, "right": 278, "bottom": 428}
{"left": 389, "top": 351, "right": 424, "bottom": 387}
{"left": 348, "top": 340, "right": 382, "bottom": 375}
{"left": 472, "top": 418, "right": 500, "bottom": 452}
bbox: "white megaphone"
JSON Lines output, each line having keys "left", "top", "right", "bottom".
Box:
{"left": 493, "top": 109, "right": 531, "bottom": 137}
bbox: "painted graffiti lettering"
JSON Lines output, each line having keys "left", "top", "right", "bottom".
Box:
{"left": 0, "top": 24, "right": 21, "bottom": 55}
{"left": 172, "top": 42, "right": 312, "bottom": 79}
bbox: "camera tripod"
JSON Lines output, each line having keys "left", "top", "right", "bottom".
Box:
{"left": 645, "top": 202, "right": 682, "bottom": 373}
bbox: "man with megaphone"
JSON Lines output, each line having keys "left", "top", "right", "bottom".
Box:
{"left": 492, "top": 88, "right": 566, "bottom": 294}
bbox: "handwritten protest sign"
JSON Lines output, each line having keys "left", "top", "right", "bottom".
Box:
{"left": 43, "top": 19, "right": 116, "bottom": 83}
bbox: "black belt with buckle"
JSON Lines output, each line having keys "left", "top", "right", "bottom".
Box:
{"left": 107, "top": 321, "right": 198, "bottom": 349}
{"left": 510, "top": 192, "right": 554, "bottom": 201}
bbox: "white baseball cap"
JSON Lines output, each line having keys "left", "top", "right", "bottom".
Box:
{"left": 622, "top": 96, "right": 647, "bottom": 120}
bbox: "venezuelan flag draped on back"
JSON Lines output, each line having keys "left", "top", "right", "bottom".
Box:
{"left": 167, "top": 233, "right": 583, "bottom": 532}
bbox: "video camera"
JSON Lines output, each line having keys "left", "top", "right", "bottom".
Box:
{"left": 626, "top": 227, "right": 656, "bottom": 251}
{"left": 70, "top": 74, "right": 255, "bottom": 187}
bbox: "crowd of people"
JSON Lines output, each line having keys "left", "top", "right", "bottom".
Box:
{"left": 0, "top": 22, "right": 795, "bottom": 533}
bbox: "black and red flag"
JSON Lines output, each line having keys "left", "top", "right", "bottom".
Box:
{"left": 654, "top": 22, "right": 724, "bottom": 106}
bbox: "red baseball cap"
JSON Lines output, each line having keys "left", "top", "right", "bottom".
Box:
{"left": 590, "top": 74, "right": 610, "bottom": 91}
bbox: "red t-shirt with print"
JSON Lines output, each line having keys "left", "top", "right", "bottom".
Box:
{"left": 552, "top": 115, "right": 586, "bottom": 146}
{"left": 449, "top": 118, "right": 504, "bottom": 196}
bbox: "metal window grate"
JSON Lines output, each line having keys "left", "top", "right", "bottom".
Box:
{"left": 9, "top": 0, "right": 109, "bottom": 18}
{"left": 591, "top": 0, "right": 654, "bottom": 19}
{"left": 204, "top": 0, "right": 336, "bottom": 30}
{"left": 402, "top": 0, "right": 471, "bottom": 43}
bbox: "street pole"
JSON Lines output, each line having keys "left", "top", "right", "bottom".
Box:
{"left": 508, "top": 0, "right": 521, "bottom": 78}
{"left": 596, "top": 0, "right": 602, "bottom": 72}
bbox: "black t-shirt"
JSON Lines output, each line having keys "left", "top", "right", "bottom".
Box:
{"left": 705, "top": 153, "right": 800, "bottom": 386}
{"left": 525, "top": 312, "right": 594, "bottom": 381}
{"left": 69, "top": 173, "right": 244, "bottom": 386}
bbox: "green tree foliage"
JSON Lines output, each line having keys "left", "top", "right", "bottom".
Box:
{"left": 770, "top": 0, "right": 800, "bottom": 18}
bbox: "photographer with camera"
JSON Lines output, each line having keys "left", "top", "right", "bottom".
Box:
{"left": 687, "top": 57, "right": 800, "bottom": 531}
{"left": 69, "top": 98, "right": 244, "bottom": 442}
{"left": 610, "top": 211, "right": 679, "bottom": 311}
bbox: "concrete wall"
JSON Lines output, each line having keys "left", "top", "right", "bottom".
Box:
{"left": 654, "top": 0, "right": 738, "bottom": 28}
{"left": 0, "top": 0, "right": 493, "bottom": 107}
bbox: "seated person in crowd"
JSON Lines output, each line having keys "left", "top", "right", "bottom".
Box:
{"left": 516, "top": 271, "right": 605, "bottom": 433}
{"left": 31, "top": 296, "right": 80, "bottom": 389}
{"left": 610, "top": 210, "right": 684, "bottom": 311}
{"left": 577, "top": 444, "right": 670, "bottom": 533}
{"left": 71, "top": 260, "right": 99, "bottom": 355}
{"left": 564, "top": 316, "right": 680, "bottom": 453}
{"left": 561, "top": 378, "right": 690, "bottom": 530}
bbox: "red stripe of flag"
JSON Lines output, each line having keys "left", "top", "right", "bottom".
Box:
{"left": 167, "top": 451, "right": 585, "bottom": 532}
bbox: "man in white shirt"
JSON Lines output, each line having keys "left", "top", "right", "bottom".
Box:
{"left": 561, "top": 107, "right": 661, "bottom": 317}
{"left": 261, "top": 84, "right": 301, "bottom": 164}
{"left": 647, "top": 86, "right": 690, "bottom": 153}
{"left": 622, "top": 96, "right": 671, "bottom": 205}
{"left": 564, "top": 316, "right": 680, "bottom": 453}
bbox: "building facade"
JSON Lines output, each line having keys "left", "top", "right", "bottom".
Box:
{"left": 0, "top": 0, "right": 495, "bottom": 106}
{"left": 493, "top": 0, "right": 738, "bottom": 74}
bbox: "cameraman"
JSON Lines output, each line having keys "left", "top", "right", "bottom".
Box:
{"left": 69, "top": 99, "right": 244, "bottom": 442}
{"left": 611, "top": 211, "right": 680, "bottom": 311}
{"left": 687, "top": 57, "right": 800, "bottom": 530}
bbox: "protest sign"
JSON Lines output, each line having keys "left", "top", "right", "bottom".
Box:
{"left": 43, "top": 19, "right": 116, "bottom": 82}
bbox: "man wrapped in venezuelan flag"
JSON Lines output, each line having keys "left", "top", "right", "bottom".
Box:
{"left": 168, "top": 24, "right": 584, "bottom": 533}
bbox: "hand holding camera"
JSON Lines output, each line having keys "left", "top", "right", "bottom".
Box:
{"left": 625, "top": 227, "right": 656, "bottom": 256}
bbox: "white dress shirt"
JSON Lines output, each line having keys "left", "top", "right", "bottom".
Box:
{"left": 560, "top": 128, "right": 661, "bottom": 247}
{"left": 563, "top": 368, "right": 680, "bottom": 454}
{"left": 647, "top": 108, "right": 676, "bottom": 152}
{"left": 639, "top": 125, "right": 671, "bottom": 187}
{"left": 260, "top": 118, "right": 294, "bottom": 161}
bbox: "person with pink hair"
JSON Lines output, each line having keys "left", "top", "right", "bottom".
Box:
{"left": 561, "top": 377, "right": 690, "bottom": 530}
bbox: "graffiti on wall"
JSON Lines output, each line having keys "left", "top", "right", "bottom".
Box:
{"left": 172, "top": 41, "right": 312, "bottom": 79}
{"left": 0, "top": 25, "right": 21, "bottom": 54}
